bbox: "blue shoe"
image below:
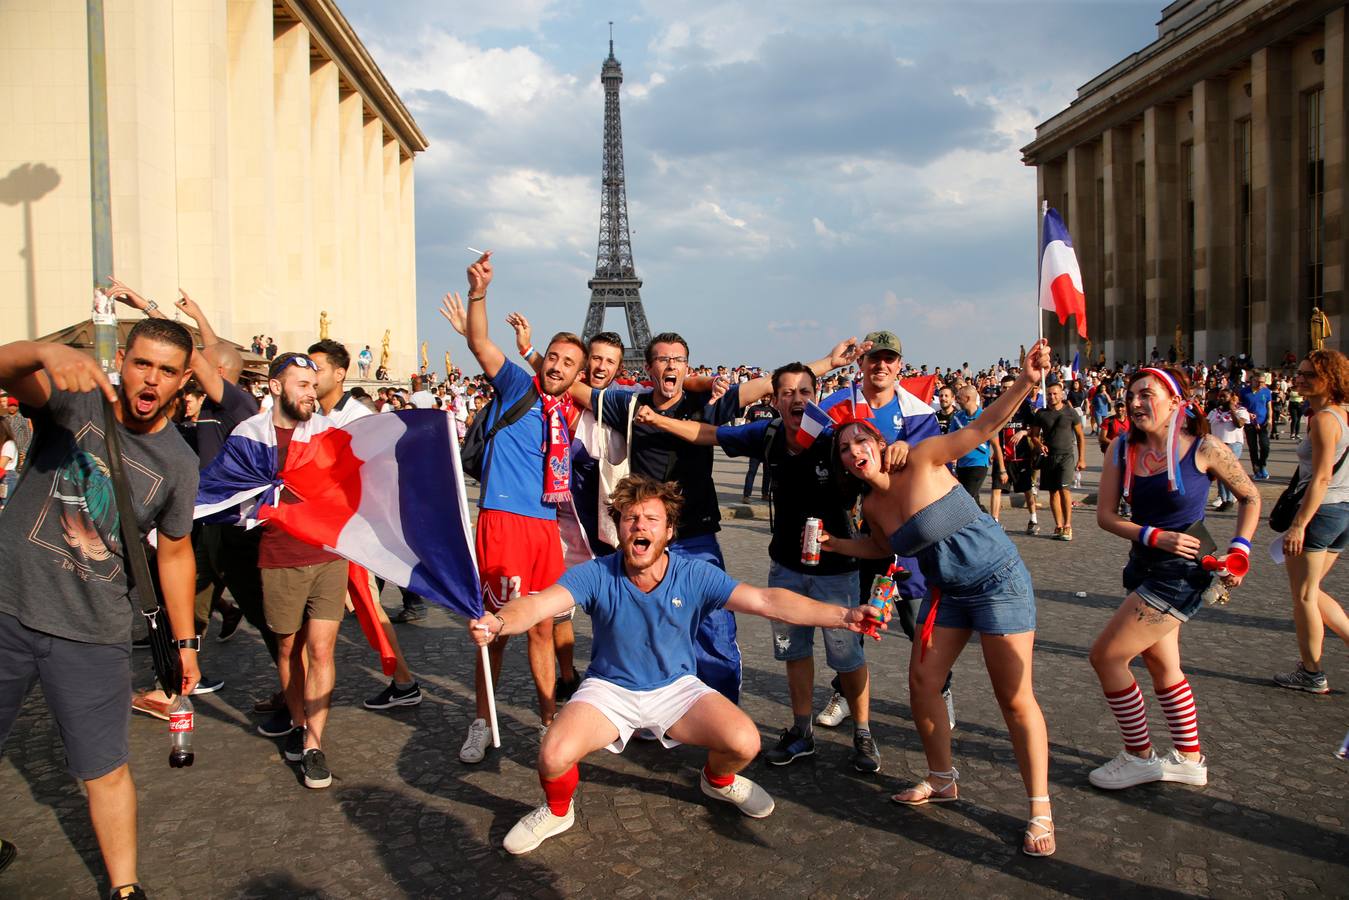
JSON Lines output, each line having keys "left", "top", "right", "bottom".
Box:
{"left": 764, "top": 726, "right": 815, "bottom": 766}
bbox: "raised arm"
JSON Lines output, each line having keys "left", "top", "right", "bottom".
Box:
{"left": 633, "top": 403, "right": 718, "bottom": 445}
{"left": 0, "top": 340, "right": 116, "bottom": 408}
{"left": 506, "top": 311, "right": 544, "bottom": 376}
{"left": 446, "top": 251, "right": 507, "bottom": 379}
{"left": 737, "top": 337, "right": 868, "bottom": 407}
{"left": 911, "top": 339, "right": 1049, "bottom": 468}
{"left": 106, "top": 277, "right": 226, "bottom": 402}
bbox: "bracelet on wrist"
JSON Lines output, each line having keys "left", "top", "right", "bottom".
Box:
{"left": 491, "top": 612, "right": 506, "bottom": 638}
{"left": 521, "top": 345, "right": 535, "bottom": 359}
{"left": 1139, "top": 526, "right": 1161, "bottom": 548}
{"left": 467, "top": 294, "right": 486, "bottom": 302}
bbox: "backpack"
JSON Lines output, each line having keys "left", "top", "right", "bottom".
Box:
{"left": 459, "top": 386, "right": 539, "bottom": 481}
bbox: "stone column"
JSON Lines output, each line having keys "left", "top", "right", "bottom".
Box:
{"left": 399, "top": 154, "right": 417, "bottom": 377}
{"left": 309, "top": 60, "right": 340, "bottom": 350}
{"left": 1102, "top": 126, "right": 1137, "bottom": 363}
{"left": 1251, "top": 44, "right": 1294, "bottom": 364}
{"left": 1193, "top": 77, "right": 1233, "bottom": 362}
{"left": 1068, "top": 142, "right": 1098, "bottom": 357}
{"left": 382, "top": 137, "right": 406, "bottom": 374}
{"left": 1323, "top": 8, "right": 1346, "bottom": 345}
{"left": 1144, "top": 104, "right": 1179, "bottom": 359}
{"left": 226, "top": 0, "right": 278, "bottom": 347}
{"left": 361, "top": 116, "right": 384, "bottom": 372}
{"left": 338, "top": 87, "right": 365, "bottom": 361}
{"left": 272, "top": 20, "right": 313, "bottom": 350}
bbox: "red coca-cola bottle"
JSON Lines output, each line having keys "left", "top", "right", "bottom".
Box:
{"left": 168, "top": 694, "right": 195, "bottom": 768}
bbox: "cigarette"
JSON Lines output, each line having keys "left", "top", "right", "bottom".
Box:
{"left": 473, "top": 624, "right": 490, "bottom": 631}
{"left": 467, "top": 247, "right": 486, "bottom": 256}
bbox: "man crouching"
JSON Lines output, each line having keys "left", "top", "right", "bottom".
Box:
{"left": 468, "top": 474, "right": 889, "bottom": 854}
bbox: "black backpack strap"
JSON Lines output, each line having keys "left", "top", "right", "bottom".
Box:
{"left": 761, "top": 419, "right": 781, "bottom": 530}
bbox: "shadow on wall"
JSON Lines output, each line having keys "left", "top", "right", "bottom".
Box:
{"left": 0, "top": 162, "right": 63, "bottom": 338}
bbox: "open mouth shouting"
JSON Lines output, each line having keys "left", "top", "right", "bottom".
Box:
{"left": 132, "top": 388, "right": 159, "bottom": 418}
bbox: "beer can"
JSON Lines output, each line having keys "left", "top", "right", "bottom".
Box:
{"left": 801, "top": 517, "right": 822, "bottom": 566}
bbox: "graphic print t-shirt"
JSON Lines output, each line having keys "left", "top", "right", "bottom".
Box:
{"left": 0, "top": 389, "right": 198, "bottom": 644}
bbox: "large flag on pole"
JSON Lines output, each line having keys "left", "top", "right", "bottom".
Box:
{"left": 1039, "top": 207, "right": 1088, "bottom": 339}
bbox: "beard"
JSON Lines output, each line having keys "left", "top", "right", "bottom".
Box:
{"left": 280, "top": 391, "right": 313, "bottom": 422}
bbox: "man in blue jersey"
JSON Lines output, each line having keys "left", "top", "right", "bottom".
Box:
{"left": 443, "top": 252, "right": 587, "bottom": 765}
{"left": 469, "top": 474, "right": 887, "bottom": 855}
{"left": 1239, "top": 370, "right": 1272, "bottom": 479}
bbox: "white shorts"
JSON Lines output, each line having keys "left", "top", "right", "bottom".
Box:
{"left": 570, "top": 674, "right": 717, "bottom": 754}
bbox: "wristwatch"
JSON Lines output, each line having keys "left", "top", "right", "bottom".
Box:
{"left": 174, "top": 637, "right": 201, "bottom": 651}
{"left": 145, "top": 299, "right": 158, "bottom": 311}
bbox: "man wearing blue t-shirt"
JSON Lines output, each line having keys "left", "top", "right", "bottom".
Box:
{"left": 1239, "top": 370, "right": 1272, "bottom": 479}
{"left": 442, "top": 252, "right": 588, "bottom": 765}
{"left": 469, "top": 474, "right": 886, "bottom": 855}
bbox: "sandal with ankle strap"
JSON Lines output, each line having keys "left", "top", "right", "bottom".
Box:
{"left": 890, "top": 767, "right": 959, "bottom": 806}
{"left": 1022, "top": 795, "right": 1055, "bottom": 857}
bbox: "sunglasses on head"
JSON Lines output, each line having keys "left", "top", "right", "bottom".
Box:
{"left": 271, "top": 355, "right": 319, "bottom": 378}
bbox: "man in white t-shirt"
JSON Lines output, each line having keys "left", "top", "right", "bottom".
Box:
{"left": 409, "top": 375, "right": 436, "bottom": 410}
{"left": 1207, "top": 387, "right": 1250, "bottom": 511}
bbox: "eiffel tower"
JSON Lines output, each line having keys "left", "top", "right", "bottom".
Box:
{"left": 582, "top": 29, "right": 650, "bottom": 370}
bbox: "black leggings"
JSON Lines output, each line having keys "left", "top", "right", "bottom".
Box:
{"left": 956, "top": 466, "right": 988, "bottom": 510}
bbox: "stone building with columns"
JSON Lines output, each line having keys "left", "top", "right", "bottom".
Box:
{"left": 1022, "top": 0, "right": 1344, "bottom": 367}
{"left": 0, "top": 0, "right": 426, "bottom": 374}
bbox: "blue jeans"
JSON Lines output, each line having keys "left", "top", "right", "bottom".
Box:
{"left": 1216, "top": 443, "right": 1242, "bottom": 502}
{"left": 670, "top": 533, "right": 742, "bottom": 705}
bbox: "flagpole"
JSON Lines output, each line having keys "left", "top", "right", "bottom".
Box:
{"left": 480, "top": 645, "right": 501, "bottom": 747}
{"left": 1037, "top": 199, "right": 1047, "bottom": 396}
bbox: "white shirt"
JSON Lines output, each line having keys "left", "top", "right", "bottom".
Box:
{"left": 1208, "top": 406, "right": 1251, "bottom": 444}
{"left": 410, "top": 390, "right": 436, "bottom": 410}
{"left": 1, "top": 439, "right": 15, "bottom": 469}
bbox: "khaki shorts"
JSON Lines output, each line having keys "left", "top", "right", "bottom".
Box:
{"left": 261, "top": 559, "right": 349, "bottom": 635}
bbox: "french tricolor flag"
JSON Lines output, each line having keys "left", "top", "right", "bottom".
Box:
{"left": 196, "top": 410, "right": 483, "bottom": 672}
{"left": 1039, "top": 207, "right": 1088, "bottom": 340}
{"left": 796, "top": 401, "right": 834, "bottom": 449}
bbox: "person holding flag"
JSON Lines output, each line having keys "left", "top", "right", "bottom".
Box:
{"left": 820, "top": 339, "right": 1057, "bottom": 857}
{"left": 470, "top": 474, "right": 889, "bottom": 855}
{"left": 631, "top": 362, "right": 883, "bottom": 773}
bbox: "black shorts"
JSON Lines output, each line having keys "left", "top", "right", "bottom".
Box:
{"left": 1039, "top": 453, "right": 1076, "bottom": 491}
{"left": 1007, "top": 459, "right": 1037, "bottom": 494}
{"left": 0, "top": 612, "right": 131, "bottom": 780}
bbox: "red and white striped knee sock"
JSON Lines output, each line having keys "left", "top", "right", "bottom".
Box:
{"left": 1104, "top": 681, "right": 1152, "bottom": 756}
{"left": 540, "top": 764, "right": 578, "bottom": 816}
{"left": 1156, "top": 678, "right": 1200, "bottom": 754}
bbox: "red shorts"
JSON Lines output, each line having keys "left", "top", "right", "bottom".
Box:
{"left": 475, "top": 509, "right": 565, "bottom": 612}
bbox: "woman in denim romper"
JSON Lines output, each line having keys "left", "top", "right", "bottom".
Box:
{"left": 1089, "top": 366, "right": 1260, "bottom": 791}
{"left": 822, "top": 340, "right": 1056, "bottom": 857}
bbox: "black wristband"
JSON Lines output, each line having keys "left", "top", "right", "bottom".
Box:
{"left": 174, "top": 637, "right": 201, "bottom": 651}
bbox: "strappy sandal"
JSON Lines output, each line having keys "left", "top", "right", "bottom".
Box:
{"left": 890, "top": 766, "right": 959, "bottom": 806}
{"left": 1022, "top": 795, "right": 1055, "bottom": 857}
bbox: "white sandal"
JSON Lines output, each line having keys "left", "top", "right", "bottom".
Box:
{"left": 890, "top": 767, "right": 959, "bottom": 806}
{"left": 1023, "top": 795, "right": 1055, "bottom": 857}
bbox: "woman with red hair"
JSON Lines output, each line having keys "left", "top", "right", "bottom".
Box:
{"left": 1274, "top": 349, "right": 1349, "bottom": 694}
{"left": 1088, "top": 366, "right": 1259, "bottom": 792}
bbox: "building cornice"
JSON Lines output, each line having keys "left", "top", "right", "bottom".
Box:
{"left": 1021, "top": 0, "right": 1336, "bottom": 165}
{"left": 278, "top": 0, "right": 429, "bottom": 157}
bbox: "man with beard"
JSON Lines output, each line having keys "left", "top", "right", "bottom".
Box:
{"left": 469, "top": 474, "right": 887, "bottom": 855}
{"left": 440, "top": 252, "right": 587, "bottom": 764}
{"left": 1029, "top": 382, "right": 1086, "bottom": 541}
{"left": 254, "top": 352, "right": 346, "bottom": 789}
{"left": 583, "top": 333, "right": 864, "bottom": 705}
{"left": 0, "top": 320, "right": 201, "bottom": 899}
{"left": 308, "top": 339, "right": 423, "bottom": 711}
{"left": 631, "top": 363, "right": 883, "bottom": 773}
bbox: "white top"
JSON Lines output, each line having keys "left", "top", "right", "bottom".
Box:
{"left": 1, "top": 439, "right": 14, "bottom": 468}
{"left": 409, "top": 390, "right": 436, "bottom": 410}
{"left": 1207, "top": 406, "right": 1250, "bottom": 444}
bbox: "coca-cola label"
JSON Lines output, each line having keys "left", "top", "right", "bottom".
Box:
{"left": 169, "top": 712, "right": 194, "bottom": 733}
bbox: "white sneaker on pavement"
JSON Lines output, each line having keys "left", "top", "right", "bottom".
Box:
{"left": 699, "top": 771, "right": 775, "bottom": 818}
{"left": 1089, "top": 750, "right": 1163, "bottom": 790}
{"left": 503, "top": 802, "right": 574, "bottom": 855}
{"left": 459, "top": 717, "right": 491, "bottom": 764}
{"left": 1158, "top": 748, "right": 1208, "bottom": 786}
{"left": 816, "top": 692, "right": 850, "bottom": 727}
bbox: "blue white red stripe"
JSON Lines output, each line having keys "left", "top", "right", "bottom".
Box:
{"left": 797, "top": 401, "right": 833, "bottom": 449}
{"left": 1039, "top": 207, "right": 1088, "bottom": 340}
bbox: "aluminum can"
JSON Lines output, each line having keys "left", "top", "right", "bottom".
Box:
{"left": 801, "top": 517, "right": 822, "bottom": 566}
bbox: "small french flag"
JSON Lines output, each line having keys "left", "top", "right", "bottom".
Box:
{"left": 796, "top": 401, "right": 833, "bottom": 449}
{"left": 850, "top": 379, "right": 874, "bottom": 419}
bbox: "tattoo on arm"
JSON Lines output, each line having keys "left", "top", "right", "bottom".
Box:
{"left": 1201, "top": 435, "right": 1259, "bottom": 502}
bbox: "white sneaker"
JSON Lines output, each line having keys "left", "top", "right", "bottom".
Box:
{"left": 459, "top": 718, "right": 491, "bottom": 764}
{"left": 816, "top": 692, "right": 850, "bottom": 727}
{"left": 1210, "top": 498, "right": 1224, "bottom": 510}
{"left": 942, "top": 687, "right": 956, "bottom": 731}
{"left": 503, "top": 802, "right": 574, "bottom": 855}
{"left": 1089, "top": 750, "right": 1163, "bottom": 790}
{"left": 1158, "top": 748, "right": 1208, "bottom": 786}
{"left": 699, "top": 771, "right": 775, "bottom": 818}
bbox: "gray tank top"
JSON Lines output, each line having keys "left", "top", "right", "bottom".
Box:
{"left": 1297, "top": 408, "right": 1349, "bottom": 504}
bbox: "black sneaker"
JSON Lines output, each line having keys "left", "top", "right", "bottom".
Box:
{"left": 763, "top": 726, "right": 815, "bottom": 766}
{"left": 363, "top": 680, "right": 422, "bottom": 709}
{"left": 302, "top": 748, "right": 332, "bottom": 789}
{"left": 284, "top": 726, "right": 308, "bottom": 762}
{"left": 192, "top": 675, "right": 224, "bottom": 695}
{"left": 852, "top": 731, "right": 882, "bottom": 774}
{"left": 217, "top": 604, "right": 244, "bottom": 643}
{"left": 391, "top": 607, "right": 425, "bottom": 624}
{"left": 109, "top": 885, "right": 147, "bottom": 900}
{"left": 257, "top": 708, "right": 295, "bottom": 738}
{"left": 555, "top": 673, "right": 581, "bottom": 702}
{"left": 0, "top": 838, "right": 15, "bottom": 875}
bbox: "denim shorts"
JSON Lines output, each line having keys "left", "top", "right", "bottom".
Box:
{"left": 1304, "top": 501, "right": 1349, "bottom": 553}
{"left": 1122, "top": 551, "right": 1216, "bottom": 622}
{"left": 767, "top": 562, "right": 865, "bottom": 672}
{"left": 916, "top": 557, "right": 1037, "bottom": 635}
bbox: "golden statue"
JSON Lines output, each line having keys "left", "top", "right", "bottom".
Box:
{"left": 379, "top": 329, "right": 391, "bottom": 370}
{"left": 420, "top": 341, "right": 429, "bottom": 370}
{"left": 1174, "top": 323, "right": 1183, "bottom": 362}
{"left": 1084, "top": 338, "right": 1093, "bottom": 366}
{"left": 319, "top": 310, "right": 330, "bottom": 340}
{"left": 444, "top": 351, "right": 452, "bottom": 380}
{"left": 1311, "top": 306, "right": 1332, "bottom": 351}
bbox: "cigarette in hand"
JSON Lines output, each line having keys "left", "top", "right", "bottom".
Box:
{"left": 467, "top": 247, "right": 486, "bottom": 256}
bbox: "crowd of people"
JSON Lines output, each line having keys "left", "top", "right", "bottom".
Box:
{"left": 0, "top": 254, "right": 1346, "bottom": 895}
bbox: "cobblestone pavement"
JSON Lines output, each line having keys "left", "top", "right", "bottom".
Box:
{"left": 2, "top": 436, "right": 1347, "bottom": 899}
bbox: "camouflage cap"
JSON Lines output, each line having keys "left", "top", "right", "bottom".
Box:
{"left": 863, "top": 331, "right": 902, "bottom": 358}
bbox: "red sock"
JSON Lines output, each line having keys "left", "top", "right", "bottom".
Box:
{"left": 703, "top": 764, "right": 734, "bottom": 788}
{"left": 1104, "top": 681, "right": 1152, "bottom": 756}
{"left": 539, "top": 764, "right": 578, "bottom": 816}
{"left": 1156, "top": 678, "right": 1200, "bottom": 754}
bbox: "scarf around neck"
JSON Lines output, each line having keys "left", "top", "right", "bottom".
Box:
{"left": 535, "top": 377, "right": 574, "bottom": 503}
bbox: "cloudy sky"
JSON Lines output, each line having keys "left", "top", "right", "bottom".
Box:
{"left": 341, "top": 0, "right": 1160, "bottom": 373}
